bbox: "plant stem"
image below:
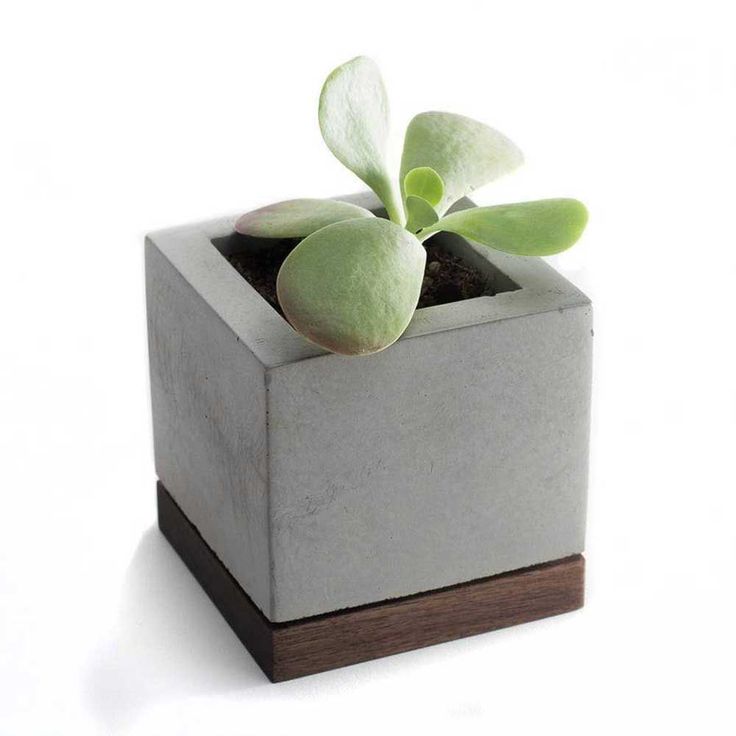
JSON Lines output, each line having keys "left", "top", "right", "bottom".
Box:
{"left": 383, "top": 190, "right": 405, "bottom": 227}
{"left": 416, "top": 224, "right": 438, "bottom": 243}
{"left": 373, "top": 175, "right": 404, "bottom": 227}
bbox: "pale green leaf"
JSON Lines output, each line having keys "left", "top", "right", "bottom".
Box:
{"left": 401, "top": 112, "right": 523, "bottom": 215}
{"left": 319, "top": 56, "right": 402, "bottom": 224}
{"left": 405, "top": 195, "right": 439, "bottom": 234}
{"left": 235, "top": 198, "right": 374, "bottom": 238}
{"left": 421, "top": 199, "right": 588, "bottom": 256}
{"left": 277, "top": 218, "right": 426, "bottom": 355}
{"left": 403, "top": 166, "right": 444, "bottom": 207}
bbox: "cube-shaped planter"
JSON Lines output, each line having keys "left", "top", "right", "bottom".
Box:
{"left": 146, "top": 192, "right": 592, "bottom": 681}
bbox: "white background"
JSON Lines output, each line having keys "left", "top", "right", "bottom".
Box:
{"left": 2, "top": 1, "right": 735, "bottom": 733}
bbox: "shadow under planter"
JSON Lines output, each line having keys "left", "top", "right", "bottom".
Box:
{"left": 145, "top": 192, "right": 593, "bottom": 680}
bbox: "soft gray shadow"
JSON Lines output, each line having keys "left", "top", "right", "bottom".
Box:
{"left": 83, "top": 525, "right": 267, "bottom": 732}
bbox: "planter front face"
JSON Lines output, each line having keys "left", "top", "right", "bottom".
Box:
{"left": 146, "top": 193, "right": 592, "bottom": 623}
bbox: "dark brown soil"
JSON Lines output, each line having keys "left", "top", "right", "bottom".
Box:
{"left": 226, "top": 236, "right": 491, "bottom": 317}
{"left": 227, "top": 238, "right": 297, "bottom": 316}
{"left": 419, "top": 242, "right": 491, "bottom": 307}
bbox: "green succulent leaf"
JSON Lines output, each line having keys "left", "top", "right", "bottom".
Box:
{"left": 421, "top": 199, "right": 588, "bottom": 256}
{"left": 319, "top": 56, "right": 403, "bottom": 224}
{"left": 277, "top": 218, "right": 426, "bottom": 355}
{"left": 400, "top": 112, "right": 524, "bottom": 215}
{"left": 235, "top": 198, "right": 374, "bottom": 238}
{"left": 405, "top": 195, "right": 439, "bottom": 234}
{"left": 403, "top": 166, "right": 444, "bottom": 207}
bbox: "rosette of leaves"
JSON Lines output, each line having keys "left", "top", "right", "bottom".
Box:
{"left": 236, "top": 56, "right": 588, "bottom": 356}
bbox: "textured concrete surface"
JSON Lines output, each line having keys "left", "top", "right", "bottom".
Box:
{"left": 146, "top": 193, "right": 593, "bottom": 622}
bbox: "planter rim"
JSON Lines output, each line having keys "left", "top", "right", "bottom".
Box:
{"left": 146, "top": 192, "right": 590, "bottom": 369}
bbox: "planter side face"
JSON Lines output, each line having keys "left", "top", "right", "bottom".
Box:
{"left": 146, "top": 240, "right": 272, "bottom": 616}
{"left": 146, "top": 195, "right": 592, "bottom": 623}
{"left": 267, "top": 304, "right": 592, "bottom": 621}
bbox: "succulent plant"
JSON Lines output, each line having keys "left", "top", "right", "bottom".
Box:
{"left": 236, "top": 56, "right": 588, "bottom": 356}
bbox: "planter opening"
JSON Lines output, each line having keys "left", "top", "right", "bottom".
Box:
{"left": 212, "top": 209, "right": 520, "bottom": 319}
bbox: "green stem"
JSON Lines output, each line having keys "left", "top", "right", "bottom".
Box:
{"left": 384, "top": 198, "right": 404, "bottom": 227}
{"left": 372, "top": 174, "right": 404, "bottom": 227}
{"left": 416, "top": 223, "right": 440, "bottom": 242}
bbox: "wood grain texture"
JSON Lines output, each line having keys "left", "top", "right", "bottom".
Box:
{"left": 157, "top": 481, "right": 584, "bottom": 682}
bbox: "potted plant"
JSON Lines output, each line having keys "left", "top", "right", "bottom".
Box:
{"left": 146, "top": 56, "right": 592, "bottom": 682}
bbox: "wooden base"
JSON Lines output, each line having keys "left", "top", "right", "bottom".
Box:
{"left": 157, "top": 481, "right": 584, "bottom": 682}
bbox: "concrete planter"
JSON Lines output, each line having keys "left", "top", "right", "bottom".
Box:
{"left": 146, "top": 192, "right": 592, "bottom": 625}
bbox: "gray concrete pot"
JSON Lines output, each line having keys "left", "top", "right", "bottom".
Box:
{"left": 146, "top": 193, "right": 592, "bottom": 623}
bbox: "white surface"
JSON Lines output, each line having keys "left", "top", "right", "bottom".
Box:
{"left": 1, "top": 1, "right": 735, "bottom": 733}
